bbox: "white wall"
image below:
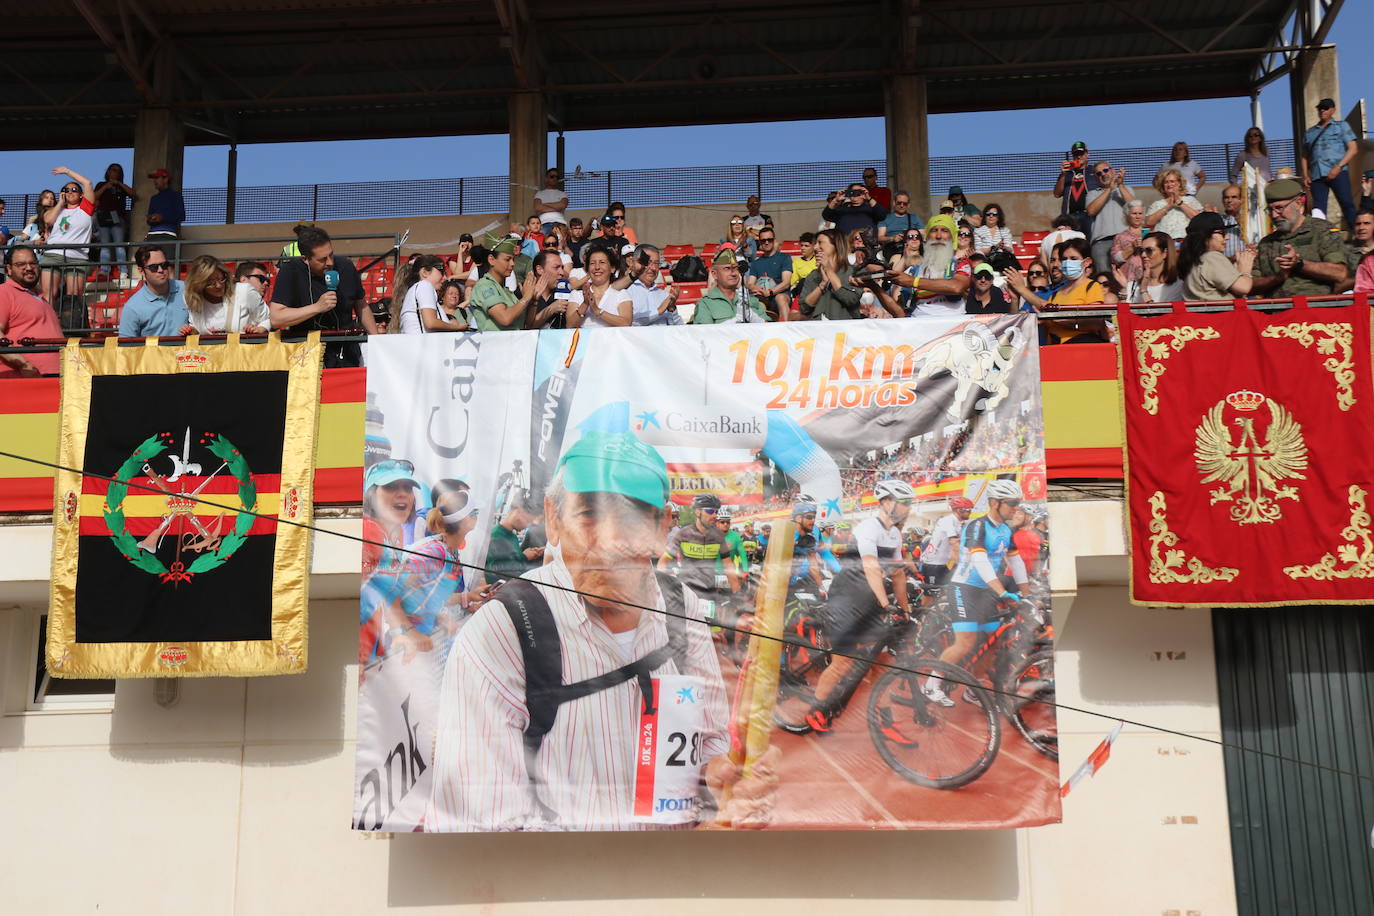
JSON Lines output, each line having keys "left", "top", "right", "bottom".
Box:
{"left": 0, "top": 502, "right": 1238, "bottom": 915}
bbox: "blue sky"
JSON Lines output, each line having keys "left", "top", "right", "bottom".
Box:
{"left": 2, "top": 3, "right": 1370, "bottom": 191}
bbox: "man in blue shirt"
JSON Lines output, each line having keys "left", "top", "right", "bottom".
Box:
{"left": 118, "top": 245, "right": 188, "bottom": 337}
{"left": 877, "top": 190, "right": 922, "bottom": 243}
{"left": 145, "top": 168, "right": 186, "bottom": 240}
{"left": 745, "top": 228, "right": 793, "bottom": 321}
{"left": 1302, "top": 98, "right": 1358, "bottom": 229}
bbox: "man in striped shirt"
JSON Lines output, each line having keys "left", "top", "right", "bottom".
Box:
{"left": 427, "top": 431, "right": 777, "bottom": 831}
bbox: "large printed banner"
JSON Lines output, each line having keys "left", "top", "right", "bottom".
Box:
{"left": 354, "top": 315, "right": 1059, "bottom": 832}
{"left": 1121, "top": 301, "right": 1374, "bottom": 606}
{"left": 48, "top": 334, "right": 323, "bottom": 677}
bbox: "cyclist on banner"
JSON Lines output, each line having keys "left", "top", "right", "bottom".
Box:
{"left": 920, "top": 495, "right": 972, "bottom": 586}
{"left": 659, "top": 492, "right": 740, "bottom": 599}
{"left": 816, "top": 521, "right": 842, "bottom": 576}
{"left": 788, "top": 497, "right": 826, "bottom": 593}
{"left": 775, "top": 480, "right": 915, "bottom": 733}
{"left": 740, "top": 521, "right": 762, "bottom": 566}
{"left": 924, "top": 478, "right": 1029, "bottom": 707}
{"left": 717, "top": 509, "right": 749, "bottom": 578}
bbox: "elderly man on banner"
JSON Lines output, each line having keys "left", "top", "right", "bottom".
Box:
{"left": 427, "top": 431, "right": 779, "bottom": 831}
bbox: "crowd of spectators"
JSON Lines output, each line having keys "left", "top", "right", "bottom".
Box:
{"left": 4, "top": 112, "right": 1374, "bottom": 376}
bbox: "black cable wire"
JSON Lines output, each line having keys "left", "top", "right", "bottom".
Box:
{"left": 6, "top": 445, "right": 1372, "bottom": 787}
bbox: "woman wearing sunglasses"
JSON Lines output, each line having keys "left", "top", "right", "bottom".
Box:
{"left": 888, "top": 230, "right": 924, "bottom": 314}
{"left": 974, "top": 204, "right": 1013, "bottom": 254}
{"left": 721, "top": 215, "right": 756, "bottom": 264}
{"left": 40, "top": 166, "right": 96, "bottom": 306}
{"left": 955, "top": 220, "right": 977, "bottom": 261}
{"left": 1230, "top": 128, "right": 1272, "bottom": 184}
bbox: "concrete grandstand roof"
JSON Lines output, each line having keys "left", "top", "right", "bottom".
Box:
{"left": 1, "top": 0, "right": 1336, "bottom": 149}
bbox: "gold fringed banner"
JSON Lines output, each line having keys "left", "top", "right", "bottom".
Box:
{"left": 47, "top": 332, "right": 323, "bottom": 677}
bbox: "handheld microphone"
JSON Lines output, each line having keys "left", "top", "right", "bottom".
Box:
{"left": 324, "top": 269, "right": 340, "bottom": 292}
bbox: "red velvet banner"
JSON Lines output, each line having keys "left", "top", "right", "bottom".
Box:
{"left": 1120, "top": 298, "right": 1374, "bottom": 606}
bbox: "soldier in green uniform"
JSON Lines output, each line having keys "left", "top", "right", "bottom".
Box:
{"left": 1251, "top": 178, "right": 1350, "bottom": 298}
{"left": 692, "top": 248, "right": 769, "bottom": 324}
{"left": 469, "top": 235, "right": 549, "bottom": 330}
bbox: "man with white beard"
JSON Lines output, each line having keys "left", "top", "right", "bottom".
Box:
{"left": 1249, "top": 177, "right": 1349, "bottom": 298}
{"left": 887, "top": 213, "right": 971, "bottom": 317}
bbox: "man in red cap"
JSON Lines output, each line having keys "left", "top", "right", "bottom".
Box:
{"left": 144, "top": 168, "right": 185, "bottom": 241}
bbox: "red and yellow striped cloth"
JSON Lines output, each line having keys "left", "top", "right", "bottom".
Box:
{"left": 0, "top": 346, "right": 1122, "bottom": 513}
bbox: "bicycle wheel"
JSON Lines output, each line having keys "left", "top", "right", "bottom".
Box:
{"left": 866, "top": 658, "right": 1000, "bottom": 789}
{"left": 914, "top": 598, "right": 955, "bottom": 656}
{"left": 1007, "top": 649, "right": 1058, "bottom": 761}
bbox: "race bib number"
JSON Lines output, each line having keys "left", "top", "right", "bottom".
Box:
{"left": 632, "top": 674, "right": 707, "bottom": 824}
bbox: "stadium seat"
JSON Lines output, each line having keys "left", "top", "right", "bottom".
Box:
{"left": 663, "top": 244, "right": 696, "bottom": 261}
{"left": 780, "top": 240, "right": 801, "bottom": 255}
{"left": 1021, "top": 230, "right": 1049, "bottom": 244}
{"left": 675, "top": 281, "right": 706, "bottom": 305}
{"left": 700, "top": 243, "right": 720, "bottom": 261}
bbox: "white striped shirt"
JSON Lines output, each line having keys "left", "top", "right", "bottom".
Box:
{"left": 426, "top": 555, "right": 729, "bottom": 831}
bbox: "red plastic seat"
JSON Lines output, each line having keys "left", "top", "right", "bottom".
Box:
{"left": 780, "top": 241, "right": 802, "bottom": 255}
{"left": 663, "top": 244, "right": 696, "bottom": 261}
{"left": 699, "top": 243, "right": 720, "bottom": 261}
{"left": 1021, "top": 230, "right": 1049, "bottom": 244}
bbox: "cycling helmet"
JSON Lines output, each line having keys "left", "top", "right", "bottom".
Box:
{"left": 692, "top": 493, "right": 722, "bottom": 510}
{"left": 717, "top": 509, "right": 733, "bottom": 522}
{"left": 985, "top": 479, "right": 1023, "bottom": 503}
{"left": 792, "top": 495, "right": 818, "bottom": 517}
{"left": 873, "top": 479, "right": 916, "bottom": 502}
{"left": 948, "top": 495, "right": 974, "bottom": 511}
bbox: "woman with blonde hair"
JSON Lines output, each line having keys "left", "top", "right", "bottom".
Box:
{"left": 182, "top": 254, "right": 269, "bottom": 334}
{"left": 721, "top": 215, "right": 757, "bottom": 263}
{"left": 1145, "top": 169, "right": 1202, "bottom": 240}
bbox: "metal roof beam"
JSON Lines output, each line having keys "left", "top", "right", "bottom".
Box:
{"left": 1250, "top": 0, "right": 1343, "bottom": 88}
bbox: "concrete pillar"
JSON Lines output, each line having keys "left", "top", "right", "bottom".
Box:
{"left": 884, "top": 74, "right": 930, "bottom": 219}
{"left": 507, "top": 91, "right": 548, "bottom": 225}
{"left": 1289, "top": 45, "right": 1340, "bottom": 158}
{"left": 130, "top": 107, "right": 185, "bottom": 239}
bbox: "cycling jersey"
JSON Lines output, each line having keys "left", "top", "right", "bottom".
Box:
{"left": 790, "top": 529, "right": 819, "bottom": 584}
{"left": 663, "top": 523, "right": 727, "bottom": 595}
{"left": 826, "top": 515, "right": 903, "bottom": 653}
{"left": 951, "top": 515, "right": 1027, "bottom": 589}
{"left": 816, "top": 531, "right": 841, "bottom": 574}
{"left": 721, "top": 529, "right": 748, "bottom": 575}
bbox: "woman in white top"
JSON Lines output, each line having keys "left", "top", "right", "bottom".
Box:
{"left": 392, "top": 254, "right": 464, "bottom": 334}
{"left": 1156, "top": 142, "right": 1206, "bottom": 195}
{"left": 973, "top": 203, "right": 1013, "bottom": 253}
{"left": 183, "top": 255, "right": 270, "bottom": 334}
{"left": 1121, "top": 231, "right": 1185, "bottom": 303}
{"left": 567, "top": 247, "right": 633, "bottom": 328}
{"left": 1145, "top": 169, "right": 1202, "bottom": 240}
{"left": 17, "top": 189, "right": 55, "bottom": 245}
{"left": 41, "top": 166, "right": 96, "bottom": 304}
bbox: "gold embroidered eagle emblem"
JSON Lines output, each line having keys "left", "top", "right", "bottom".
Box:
{"left": 1194, "top": 390, "right": 1308, "bottom": 525}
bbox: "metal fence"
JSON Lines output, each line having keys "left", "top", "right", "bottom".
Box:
{"left": 1, "top": 139, "right": 1294, "bottom": 226}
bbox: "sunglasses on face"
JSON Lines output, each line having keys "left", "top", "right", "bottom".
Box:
{"left": 1027, "top": 270, "right": 1046, "bottom": 277}
{"left": 759, "top": 237, "right": 775, "bottom": 243}
{"left": 63, "top": 186, "right": 81, "bottom": 193}
{"left": 958, "top": 231, "right": 972, "bottom": 237}
{"left": 701, "top": 507, "right": 718, "bottom": 514}
{"left": 144, "top": 262, "right": 170, "bottom": 272}
{"left": 248, "top": 274, "right": 270, "bottom": 283}
{"left": 1141, "top": 247, "right": 1160, "bottom": 255}
{"left": 984, "top": 210, "right": 999, "bottom": 216}
{"left": 905, "top": 234, "right": 922, "bottom": 241}
{"left": 731, "top": 219, "right": 743, "bottom": 224}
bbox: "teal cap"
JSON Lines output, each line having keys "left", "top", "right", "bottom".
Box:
{"left": 557, "top": 432, "right": 669, "bottom": 507}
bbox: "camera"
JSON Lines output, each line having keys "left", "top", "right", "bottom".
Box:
{"left": 846, "top": 188, "right": 864, "bottom": 199}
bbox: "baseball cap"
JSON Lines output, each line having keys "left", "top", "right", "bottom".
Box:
{"left": 1070, "top": 141, "right": 1088, "bottom": 152}
{"left": 1186, "top": 211, "right": 1226, "bottom": 236}
{"left": 948, "top": 185, "right": 964, "bottom": 196}
{"left": 1317, "top": 97, "right": 1336, "bottom": 111}
{"left": 939, "top": 199, "right": 955, "bottom": 212}
{"left": 1363, "top": 169, "right": 1374, "bottom": 179}
{"left": 972, "top": 262, "right": 996, "bottom": 278}
{"left": 147, "top": 168, "right": 171, "bottom": 179}
{"left": 557, "top": 432, "right": 669, "bottom": 508}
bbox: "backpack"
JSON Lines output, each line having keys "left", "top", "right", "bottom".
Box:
{"left": 54, "top": 294, "right": 89, "bottom": 332}
{"left": 671, "top": 255, "right": 707, "bottom": 283}
{"left": 497, "top": 570, "right": 690, "bottom": 819}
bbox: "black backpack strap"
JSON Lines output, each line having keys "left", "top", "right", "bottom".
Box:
{"left": 498, "top": 572, "right": 696, "bottom": 823}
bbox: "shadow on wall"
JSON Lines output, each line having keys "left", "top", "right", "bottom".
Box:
{"left": 386, "top": 828, "right": 1020, "bottom": 906}
{"left": 107, "top": 597, "right": 354, "bottom": 766}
